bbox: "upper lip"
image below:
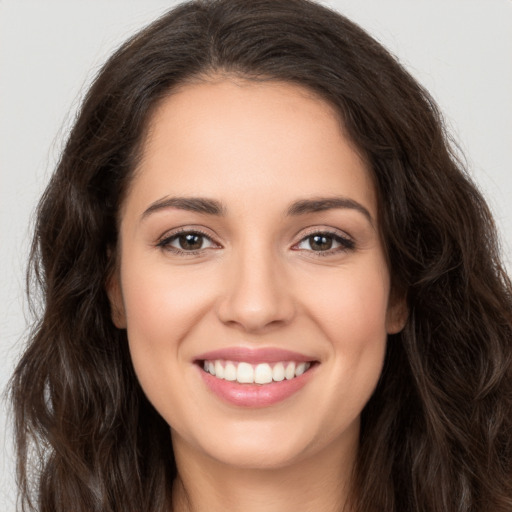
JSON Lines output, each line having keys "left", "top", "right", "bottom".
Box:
{"left": 195, "top": 347, "right": 316, "bottom": 364}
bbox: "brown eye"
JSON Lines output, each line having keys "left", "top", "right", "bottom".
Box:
{"left": 177, "top": 233, "right": 204, "bottom": 250}
{"left": 157, "top": 230, "right": 217, "bottom": 253}
{"left": 308, "top": 234, "right": 333, "bottom": 251}
{"left": 296, "top": 231, "right": 354, "bottom": 253}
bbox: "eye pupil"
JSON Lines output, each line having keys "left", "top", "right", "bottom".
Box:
{"left": 310, "top": 234, "right": 332, "bottom": 251}
{"left": 179, "top": 233, "right": 203, "bottom": 250}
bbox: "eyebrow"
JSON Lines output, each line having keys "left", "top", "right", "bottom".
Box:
{"left": 142, "top": 196, "right": 226, "bottom": 219}
{"left": 141, "top": 195, "right": 373, "bottom": 225}
{"left": 286, "top": 197, "right": 373, "bottom": 225}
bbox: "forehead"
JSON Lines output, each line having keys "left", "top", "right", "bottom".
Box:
{"left": 125, "top": 78, "right": 376, "bottom": 221}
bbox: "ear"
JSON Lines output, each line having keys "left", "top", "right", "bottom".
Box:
{"left": 106, "top": 270, "right": 127, "bottom": 329}
{"left": 385, "top": 289, "right": 408, "bottom": 334}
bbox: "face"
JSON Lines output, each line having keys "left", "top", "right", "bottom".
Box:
{"left": 109, "top": 78, "right": 405, "bottom": 471}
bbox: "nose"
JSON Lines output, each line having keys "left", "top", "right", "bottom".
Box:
{"left": 216, "top": 244, "right": 296, "bottom": 333}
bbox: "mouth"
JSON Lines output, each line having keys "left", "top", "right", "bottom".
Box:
{"left": 194, "top": 347, "right": 319, "bottom": 407}
{"left": 198, "top": 359, "right": 316, "bottom": 385}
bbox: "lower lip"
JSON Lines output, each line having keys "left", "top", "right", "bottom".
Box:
{"left": 198, "top": 364, "right": 316, "bottom": 408}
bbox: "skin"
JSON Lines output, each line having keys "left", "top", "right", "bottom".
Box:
{"left": 108, "top": 78, "right": 406, "bottom": 512}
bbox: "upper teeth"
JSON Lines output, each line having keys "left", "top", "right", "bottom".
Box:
{"left": 203, "top": 360, "right": 311, "bottom": 384}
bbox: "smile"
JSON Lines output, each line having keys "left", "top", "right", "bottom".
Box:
{"left": 202, "top": 360, "right": 312, "bottom": 385}
{"left": 194, "top": 347, "right": 318, "bottom": 407}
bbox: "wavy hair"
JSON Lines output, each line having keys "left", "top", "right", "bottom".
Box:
{"left": 10, "top": 0, "right": 512, "bottom": 510}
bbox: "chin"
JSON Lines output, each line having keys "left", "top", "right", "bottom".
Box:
{"left": 204, "top": 435, "right": 309, "bottom": 470}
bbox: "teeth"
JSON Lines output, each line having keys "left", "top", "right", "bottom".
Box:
{"left": 202, "top": 360, "right": 311, "bottom": 385}
{"left": 285, "top": 362, "right": 295, "bottom": 380}
{"left": 254, "top": 363, "right": 273, "bottom": 384}
{"left": 295, "top": 362, "right": 307, "bottom": 376}
{"left": 214, "top": 360, "right": 224, "bottom": 379}
{"left": 272, "top": 362, "right": 285, "bottom": 382}
{"left": 224, "top": 361, "right": 237, "bottom": 381}
{"left": 237, "top": 362, "right": 254, "bottom": 383}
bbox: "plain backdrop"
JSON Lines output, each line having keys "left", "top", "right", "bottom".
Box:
{"left": 1, "top": 1, "right": 511, "bottom": 509}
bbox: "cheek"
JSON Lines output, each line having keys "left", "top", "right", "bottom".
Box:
{"left": 300, "top": 263, "right": 389, "bottom": 434}
{"left": 121, "top": 258, "right": 214, "bottom": 341}
{"left": 303, "top": 260, "right": 391, "bottom": 345}
{"left": 118, "top": 258, "right": 220, "bottom": 427}
{"left": 302, "top": 260, "right": 390, "bottom": 399}
{"left": 118, "top": 256, "right": 218, "bottom": 395}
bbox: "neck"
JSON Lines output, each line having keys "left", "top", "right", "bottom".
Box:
{"left": 170, "top": 430, "right": 357, "bottom": 512}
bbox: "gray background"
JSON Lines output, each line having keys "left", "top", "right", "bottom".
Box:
{"left": 1, "top": 1, "right": 511, "bottom": 509}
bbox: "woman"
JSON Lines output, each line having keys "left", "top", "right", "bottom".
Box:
{"left": 10, "top": 0, "right": 512, "bottom": 511}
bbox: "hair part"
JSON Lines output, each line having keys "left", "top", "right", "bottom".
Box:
{"left": 10, "top": 1, "right": 512, "bottom": 511}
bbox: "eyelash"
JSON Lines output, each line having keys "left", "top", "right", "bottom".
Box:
{"left": 156, "top": 228, "right": 217, "bottom": 256}
{"left": 294, "top": 229, "right": 355, "bottom": 256}
{"left": 156, "top": 228, "right": 355, "bottom": 257}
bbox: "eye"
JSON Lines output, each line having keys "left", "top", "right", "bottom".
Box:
{"left": 157, "top": 230, "right": 218, "bottom": 254}
{"left": 295, "top": 231, "right": 354, "bottom": 254}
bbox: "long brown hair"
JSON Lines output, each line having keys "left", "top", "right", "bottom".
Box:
{"left": 10, "top": 1, "right": 512, "bottom": 510}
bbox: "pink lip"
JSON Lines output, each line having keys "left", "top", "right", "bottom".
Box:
{"left": 197, "top": 364, "right": 317, "bottom": 408}
{"left": 194, "top": 347, "right": 315, "bottom": 364}
{"left": 194, "top": 346, "right": 319, "bottom": 408}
